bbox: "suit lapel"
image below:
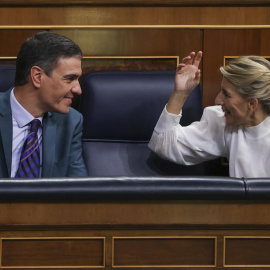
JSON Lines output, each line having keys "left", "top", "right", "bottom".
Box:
{"left": 0, "top": 89, "right": 13, "bottom": 177}
{"left": 42, "top": 112, "right": 56, "bottom": 177}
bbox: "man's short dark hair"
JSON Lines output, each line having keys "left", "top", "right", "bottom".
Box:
{"left": 15, "top": 31, "right": 82, "bottom": 86}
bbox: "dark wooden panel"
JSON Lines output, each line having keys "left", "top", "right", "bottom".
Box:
{"left": 2, "top": 201, "right": 270, "bottom": 226}
{"left": 81, "top": 57, "right": 178, "bottom": 73}
{"left": 0, "top": 58, "right": 177, "bottom": 74}
{"left": 203, "top": 29, "right": 270, "bottom": 107}
{"left": 0, "top": 0, "right": 270, "bottom": 6}
{"left": 225, "top": 237, "right": 270, "bottom": 266}
{"left": 53, "top": 29, "right": 202, "bottom": 59}
{"left": 1, "top": 238, "right": 104, "bottom": 267}
{"left": 1, "top": 7, "right": 270, "bottom": 26}
{"left": 113, "top": 237, "right": 216, "bottom": 266}
{"left": 0, "top": 29, "right": 44, "bottom": 57}
{"left": 0, "top": 29, "right": 202, "bottom": 62}
{"left": 0, "top": 60, "right": 16, "bottom": 65}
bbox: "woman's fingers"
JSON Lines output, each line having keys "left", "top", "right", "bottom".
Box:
{"left": 181, "top": 51, "right": 202, "bottom": 67}
{"left": 193, "top": 51, "right": 203, "bottom": 67}
{"left": 176, "top": 63, "right": 185, "bottom": 72}
{"left": 182, "top": 52, "right": 195, "bottom": 65}
{"left": 194, "top": 69, "right": 201, "bottom": 81}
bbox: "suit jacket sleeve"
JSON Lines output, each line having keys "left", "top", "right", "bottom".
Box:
{"left": 42, "top": 108, "right": 88, "bottom": 177}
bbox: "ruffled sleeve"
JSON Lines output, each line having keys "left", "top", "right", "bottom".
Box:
{"left": 148, "top": 105, "right": 227, "bottom": 165}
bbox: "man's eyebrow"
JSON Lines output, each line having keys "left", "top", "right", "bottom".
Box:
{"left": 62, "top": 74, "right": 81, "bottom": 79}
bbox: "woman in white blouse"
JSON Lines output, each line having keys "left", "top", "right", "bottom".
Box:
{"left": 148, "top": 51, "right": 270, "bottom": 178}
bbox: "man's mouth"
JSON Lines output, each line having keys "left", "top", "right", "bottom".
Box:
{"left": 64, "top": 97, "right": 73, "bottom": 105}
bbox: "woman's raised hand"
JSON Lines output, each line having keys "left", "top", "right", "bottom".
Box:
{"left": 174, "top": 51, "right": 202, "bottom": 95}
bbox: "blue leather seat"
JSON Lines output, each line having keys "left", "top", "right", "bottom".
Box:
{"left": 79, "top": 70, "right": 212, "bottom": 177}
{"left": 0, "top": 65, "right": 16, "bottom": 92}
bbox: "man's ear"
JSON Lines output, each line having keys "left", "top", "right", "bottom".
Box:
{"left": 30, "top": 66, "right": 43, "bottom": 88}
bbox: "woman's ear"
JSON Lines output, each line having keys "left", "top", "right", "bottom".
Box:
{"left": 30, "top": 66, "right": 43, "bottom": 88}
{"left": 249, "top": 98, "right": 259, "bottom": 111}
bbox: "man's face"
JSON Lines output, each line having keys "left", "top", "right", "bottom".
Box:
{"left": 38, "top": 56, "right": 82, "bottom": 114}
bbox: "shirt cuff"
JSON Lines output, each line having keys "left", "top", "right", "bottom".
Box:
{"left": 154, "top": 105, "right": 182, "bottom": 134}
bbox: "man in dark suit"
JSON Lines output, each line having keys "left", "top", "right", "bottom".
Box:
{"left": 0, "top": 31, "right": 88, "bottom": 177}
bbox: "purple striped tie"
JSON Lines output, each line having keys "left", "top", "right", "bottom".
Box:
{"left": 15, "top": 119, "right": 41, "bottom": 178}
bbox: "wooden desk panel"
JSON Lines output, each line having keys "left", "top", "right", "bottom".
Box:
{"left": 0, "top": 200, "right": 270, "bottom": 269}
{"left": 1, "top": 238, "right": 105, "bottom": 268}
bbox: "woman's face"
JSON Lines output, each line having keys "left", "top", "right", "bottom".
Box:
{"left": 215, "top": 77, "right": 252, "bottom": 127}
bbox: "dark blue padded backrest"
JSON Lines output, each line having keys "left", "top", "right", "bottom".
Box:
{"left": 79, "top": 70, "right": 206, "bottom": 177}
{"left": 0, "top": 65, "right": 16, "bottom": 92}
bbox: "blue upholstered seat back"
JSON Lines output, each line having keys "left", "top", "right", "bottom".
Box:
{"left": 0, "top": 65, "right": 16, "bottom": 92}
{"left": 79, "top": 70, "right": 207, "bottom": 177}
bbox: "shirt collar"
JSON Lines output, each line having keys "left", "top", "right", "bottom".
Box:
{"left": 10, "top": 88, "right": 43, "bottom": 128}
{"left": 243, "top": 115, "right": 270, "bottom": 139}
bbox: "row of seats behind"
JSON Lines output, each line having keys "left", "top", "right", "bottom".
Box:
{"left": 0, "top": 65, "right": 229, "bottom": 177}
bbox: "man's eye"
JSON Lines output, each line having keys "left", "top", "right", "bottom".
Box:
{"left": 65, "top": 78, "right": 73, "bottom": 83}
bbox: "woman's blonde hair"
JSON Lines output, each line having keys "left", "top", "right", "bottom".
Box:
{"left": 220, "top": 56, "right": 270, "bottom": 114}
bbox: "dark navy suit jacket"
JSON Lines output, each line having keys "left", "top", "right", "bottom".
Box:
{"left": 0, "top": 89, "right": 88, "bottom": 177}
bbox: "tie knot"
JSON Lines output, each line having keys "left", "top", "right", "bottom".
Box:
{"left": 30, "top": 119, "right": 41, "bottom": 133}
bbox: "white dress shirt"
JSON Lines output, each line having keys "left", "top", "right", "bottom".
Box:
{"left": 10, "top": 88, "right": 43, "bottom": 177}
{"left": 148, "top": 105, "right": 270, "bottom": 178}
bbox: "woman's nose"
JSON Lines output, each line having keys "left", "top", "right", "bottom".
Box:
{"left": 215, "top": 91, "right": 223, "bottom": 105}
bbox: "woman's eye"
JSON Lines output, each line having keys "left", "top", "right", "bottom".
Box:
{"left": 223, "top": 90, "right": 229, "bottom": 97}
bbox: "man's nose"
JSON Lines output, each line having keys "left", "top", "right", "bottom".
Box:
{"left": 71, "top": 81, "right": 82, "bottom": 95}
